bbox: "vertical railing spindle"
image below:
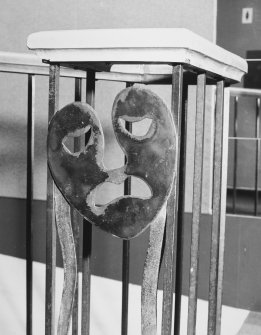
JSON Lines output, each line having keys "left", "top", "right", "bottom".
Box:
{"left": 81, "top": 70, "right": 95, "bottom": 335}
{"left": 121, "top": 127, "right": 132, "bottom": 335}
{"left": 215, "top": 86, "right": 230, "bottom": 335}
{"left": 161, "top": 65, "right": 183, "bottom": 335}
{"left": 207, "top": 81, "right": 225, "bottom": 335}
{"left": 26, "top": 74, "right": 35, "bottom": 335}
{"left": 72, "top": 77, "right": 83, "bottom": 335}
{"left": 121, "top": 239, "right": 130, "bottom": 335}
{"left": 255, "top": 98, "right": 260, "bottom": 216}
{"left": 233, "top": 96, "right": 238, "bottom": 214}
{"left": 187, "top": 73, "right": 206, "bottom": 335}
{"left": 174, "top": 87, "right": 188, "bottom": 335}
{"left": 46, "top": 64, "right": 60, "bottom": 335}
{"left": 121, "top": 82, "right": 133, "bottom": 335}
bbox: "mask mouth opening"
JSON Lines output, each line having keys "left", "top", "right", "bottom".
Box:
{"left": 62, "top": 125, "right": 93, "bottom": 156}
{"left": 94, "top": 176, "right": 152, "bottom": 207}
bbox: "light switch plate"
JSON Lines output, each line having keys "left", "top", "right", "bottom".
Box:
{"left": 242, "top": 8, "right": 253, "bottom": 24}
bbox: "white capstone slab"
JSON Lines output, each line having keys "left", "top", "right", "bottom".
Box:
{"left": 27, "top": 28, "right": 247, "bottom": 82}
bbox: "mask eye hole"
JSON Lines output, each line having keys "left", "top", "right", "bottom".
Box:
{"left": 62, "top": 125, "right": 93, "bottom": 156}
{"left": 119, "top": 117, "right": 153, "bottom": 139}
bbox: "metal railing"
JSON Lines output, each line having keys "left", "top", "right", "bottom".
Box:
{"left": 227, "top": 87, "right": 261, "bottom": 216}
{"left": 0, "top": 50, "right": 247, "bottom": 335}
{"left": 0, "top": 51, "right": 169, "bottom": 335}
{"left": 0, "top": 51, "right": 176, "bottom": 335}
{"left": 0, "top": 51, "right": 88, "bottom": 335}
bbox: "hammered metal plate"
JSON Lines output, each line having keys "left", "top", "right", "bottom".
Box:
{"left": 47, "top": 87, "right": 176, "bottom": 239}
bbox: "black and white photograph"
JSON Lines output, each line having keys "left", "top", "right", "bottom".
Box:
{"left": 0, "top": 1, "right": 259, "bottom": 334}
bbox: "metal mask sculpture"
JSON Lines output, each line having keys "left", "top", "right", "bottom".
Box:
{"left": 47, "top": 87, "right": 176, "bottom": 239}
{"left": 47, "top": 86, "right": 177, "bottom": 335}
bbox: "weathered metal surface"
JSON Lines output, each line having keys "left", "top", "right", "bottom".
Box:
{"left": 82, "top": 69, "right": 95, "bottom": 335}
{"left": 187, "top": 73, "right": 206, "bottom": 335}
{"left": 71, "top": 77, "right": 82, "bottom": 335}
{"left": 233, "top": 96, "right": 238, "bottom": 214}
{"left": 174, "top": 88, "right": 189, "bottom": 335}
{"left": 161, "top": 65, "right": 183, "bottom": 335}
{"left": 255, "top": 98, "right": 260, "bottom": 215}
{"left": 122, "top": 238, "right": 130, "bottom": 335}
{"left": 47, "top": 86, "right": 176, "bottom": 239}
{"left": 122, "top": 84, "right": 133, "bottom": 335}
{"left": 208, "top": 80, "right": 224, "bottom": 335}
{"left": 46, "top": 64, "right": 60, "bottom": 335}
{"left": 54, "top": 187, "right": 77, "bottom": 335}
{"left": 215, "top": 83, "right": 229, "bottom": 335}
{"left": 141, "top": 204, "right": 166, "bottom": 335}
{"left": 26, "top": 73, "right": 35, "bottom": 335}
{"left": 71, "top": 208, "right": 81, "bottom": 335}
{"left": 47, "top": 85, "right": 176, "bottom": 335}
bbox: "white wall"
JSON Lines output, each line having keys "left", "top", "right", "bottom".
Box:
{"left": 0, "top": 0, "right": 217, "bottom": 201}
{"left": 0, "top": 2, "right": 218, "bottom": 333}
{"left": 0, "top": 0, "right": 216, "bottom": 53}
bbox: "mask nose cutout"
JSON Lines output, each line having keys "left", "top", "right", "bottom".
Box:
{"left": 94, "top": 176, "right": 152, "bottom": 206}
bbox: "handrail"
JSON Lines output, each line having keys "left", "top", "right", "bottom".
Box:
{"left": 0, "top": 50, "right": 171, "bottom": 83}
{"left": 228, "top": 86, "right": 261, "bottom": 97}
{"left": 0, "top": 51, "right": 86, "bottom": 78}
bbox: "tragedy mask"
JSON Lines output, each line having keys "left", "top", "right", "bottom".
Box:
{"left": 47, "top": 86, "right": 176, "bottom": 239}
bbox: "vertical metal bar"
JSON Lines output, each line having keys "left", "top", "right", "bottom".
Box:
{"left": 187, "top": 73, "right": 206, "bottom": 335}
{"left": 121, "top": 123, "right": 132, "bottom": 335}
{"left": 121, "top": 239, "right": 130, "bottom": 335}
{"left": 173, "top": 89, "right": 188, "bottom": 335}
{"left": 81, "top": 70, "right": 95, "bottom": 335}
{"left": 46, "top": 64, "right": 60, "bottom": 335}
{"left": 121, "top": 83, "right": 133, "bottom": 335}
{"left": 233, "top": 96, "right": 238, "bottom": 214}
{"left": 26, "top": 74, "right": 35, "bottom": 335}
{"left": 207, "top": 81, "right": 225, "bottom": 335}
{"left": 255, "top": 98, "right": 260, "bottom": 216}
{"left": 161, "top": 65, "right": 183, "bottom": 335}
{"left": 215, "top": 86, "right": 230, "bottom": 335}
{"left": 72, "top": 77, "right": 82, "bottom": 335}
{"left": 75, "top": 77, "right": 82, "bottom": 102}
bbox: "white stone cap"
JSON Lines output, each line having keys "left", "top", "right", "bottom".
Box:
{"left": 27, "top": 28, "right": 247, "bottom": 82}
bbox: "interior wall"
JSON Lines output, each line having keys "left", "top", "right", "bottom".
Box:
{"left": 216, "top": 0, "right": 261, "bottom": 312}
{"left": 217, "top": 0, "right": 261, "bottom": 192}
{"left": 0, "top": 0, "right": 217, "bottom": 201}
{"left": 217, "top": 0, "right": 261, "bottom": 57}
{"left": 0, "top": 1, "right": 230, "bottom": 330}
{"left": 217, "top": 0, "right": 261, "bottom": 190}
{"left": 0, "top": 0, "right": 216, "bottom": 54}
